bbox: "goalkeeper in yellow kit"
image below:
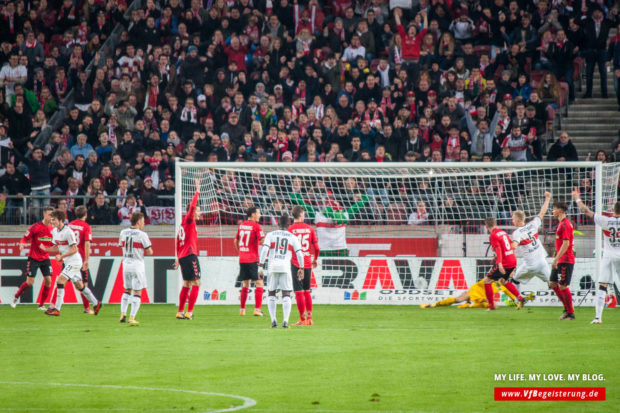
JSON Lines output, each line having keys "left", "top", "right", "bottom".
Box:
{"left": 420, "top": 280, "right": 529, "bottom": 309}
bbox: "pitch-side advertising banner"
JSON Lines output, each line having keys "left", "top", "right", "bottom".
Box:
{"left": 1, "top": 257, "right": 612, "bottom": 307}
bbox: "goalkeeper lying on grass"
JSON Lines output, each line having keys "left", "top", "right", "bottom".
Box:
{"left": 420, "top": 280, "right": 534, "bottom": 309}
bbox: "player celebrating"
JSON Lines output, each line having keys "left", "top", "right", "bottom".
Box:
{"left": 421, "top": 280, "right": 518, "bottom": 309}
{"left": 234, "top": 206, "right": 266, "bottom": 316}
{"left": 119, "top": 212, "right": 153, "bottom": 326}
{"left": 550, "top": 201, "right": 575, "bottom": 320}
{"left": 68, "top": 205, "right": 94, "bottom": 314}
{"left": 483, "top": 217, "right": 526, "bottom": 310}
{"left": 174, "top": 177, "right": 202, "bottom": 320}
{"left": 510, "top": 192, "right": 552, "bottom": 297}
{"left": 259, "top": 213, "right": 305, "bottom": 329}
{"left": 43, "top": 210, "right": 102, "bottom": 316}
{"left": 288, "top": 205, "right": 319, "bottom": 325}
{"left": 11, "top": 206, "right": 55, "bottom": 310}
{"left": 572, "top": 189, "right": 618, "bottom": 324}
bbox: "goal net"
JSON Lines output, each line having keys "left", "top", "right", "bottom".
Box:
{"left": 175, "top": 162, "right": 620, "bottom": 306}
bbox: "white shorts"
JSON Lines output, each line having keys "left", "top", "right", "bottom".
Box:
{"left": 598, "top": 256, "right": 620, "bottom": 284}
{"left": 267, "top": 272, "right": 293, "bottom": 292}
{"left": 513, "top": 260, "right": 550, "bottom": 283}
{"left": 123, "top": 264, "right": 147, "bottom": 291}
{"left": 60, "top": 263, "right": 82, "bottom": 283}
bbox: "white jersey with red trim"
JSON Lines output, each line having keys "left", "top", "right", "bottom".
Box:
{"left": 52, "top": 225, "right": 82, "bottom": 267}
{"left": 594, "top": 214, "right": 620, "bottom": 257}
{"left": 259, "top": 229, "right": 304, "bottom": 275}
{"left": 119, "top": 228, "right": 152, "bottom": 266}
{"left": 511, "top": 217, "right": 547, "bottom": 265}
{"left": 315, "top": 210, "right": 347, "bottom": 251}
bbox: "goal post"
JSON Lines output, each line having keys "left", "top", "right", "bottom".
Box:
{"left": 175, "top": 161, "right": 620, "bottom": 306}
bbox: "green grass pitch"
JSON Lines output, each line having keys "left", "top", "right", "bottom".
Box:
{"left": 0, "top": 304, "right": 618, "bottom": 412}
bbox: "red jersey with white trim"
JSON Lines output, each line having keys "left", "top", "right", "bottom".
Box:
{"left": 21, "top": 221, "right": 53, "bottom": 261}
{"left": 177, "top": 191, "right": 199, "bottom": 259}
{"left": 555, "top": 217, "right": 575, "bottom": 264}
{"left": 236, "top": 220, "right": 265, "bottom": 263}
{"left": 594, "top": 214, "right": 620, "bottom": 257}
{"left": 288, "top": 222, "right": 320, "bottom": 268}
{"left": 489, "top": 227, "right": 517, "bottom": 267}
{"left": 68, "top": 219, "right": 92, "bottom": 260}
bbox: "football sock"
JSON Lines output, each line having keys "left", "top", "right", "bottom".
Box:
{"left": 552, "top": 286, "right": 567, "bottom": 310}
{"left": 511, "top": 279, "right": 521, "bottom": 292}
{"left": 562, "top": 287, "right": 574, "bottom": 314}
{"left": 15, "top": 281, "right": 30, "bottom": 298}
{"left": 504, "top": 282, "right": 523, "bottom": 301}
{"left": 255, "top": 287, "right": 264, "bottom": 309}
{"left": 267, "top": 295, "right": 277, "bottom": 323}
{"left": 240, "top": 287, "right": 249, "bottom": 309}
{"left": 304, "top": 290, "right": 312, "bottom": 317}
{"left": 484, "top": 283, "right": 495, "bottom": 309}
{"left": 81, "top": 287, "right": 98, "bottom": 306}
{"left": 130, "top": 295, "right": 141, "bottom": 318}
{"left": 81, "top": 292, "right": 90, "bottom": 309}
{"left": 294, "top": 291, "right": 306, "bottom": 320}
{"left": 188, "top": 285, "right": 199, "bottom": 313}
{"left": 595, "top": 285, "right": 607, "bottom": 320}
{"left": 55, "top": 284, "right": 65, "bottom": 311}
{"left": 178, "top": 286, "right": 189, "bottom": 313}
{"left": 40, "top": 285, "right": 51, "bottom": 306}
{"left": 436, "top": 297, "right": 456, "bottom": 307}
{"left": 282, "top": 295, "right": 292, "bottom": 324}
{"left": 121, "top": 292, "right": 131, "bottom": 315}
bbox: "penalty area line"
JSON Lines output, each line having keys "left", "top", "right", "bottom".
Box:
{"left": 0, "top": 382, "right": 256, "bottom": 413}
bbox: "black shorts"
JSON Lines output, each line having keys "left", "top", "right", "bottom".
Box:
{"left": 487, "top": 265, "right": 516, "bottom": 281}
{"left": 550, "top": 263, "right": 574, "bottom": 286}
{"left": 81, "top": 269, "right": 90, "bottom": 283}
{"left": 238, "top": 262, "right": 259, "bottom": 281}
{"left": 179, "top": 255, "right": 201, "bottom": 281}
{"left": 25, "top": 257, "right": 51, "bottom": 278}
{"left": 291, "top": 264, "right": 312, "bottom": 291}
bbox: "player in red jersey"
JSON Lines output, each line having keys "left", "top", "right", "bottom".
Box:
{"left": 11, "top": 206, "right": 55, "bottom": 310}
{"left": 173, "top": 177, "right": 202, "bottom": 320}
{"left": 234, "top": 206, "right": 266, "bottom": 316}
{"left": 288, "top": 205, "right": 320, "bottom": 325}
{"left": 550, "top": 201, "right": 575, "bottom": 320}
{"left": 483, "top": 217, "right": 525, "bottom": 310}
{"left": 68, "top": 205, "right": 94, "bottom": 314}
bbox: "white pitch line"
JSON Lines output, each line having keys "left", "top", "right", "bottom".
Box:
{"left": 0, "top": 382, "right": 256, "bottom": 413}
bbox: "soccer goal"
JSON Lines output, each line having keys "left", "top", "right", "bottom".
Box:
{"left": 175, "top": 162, "right": 620, "bottom": 306}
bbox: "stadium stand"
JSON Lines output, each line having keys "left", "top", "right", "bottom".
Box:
{"left": 0, "top": 0, "right": 619, "bottom": 225}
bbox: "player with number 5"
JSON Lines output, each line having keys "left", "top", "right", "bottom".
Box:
{"left": 234, "top": 206, "right": 266, "bottom": 316}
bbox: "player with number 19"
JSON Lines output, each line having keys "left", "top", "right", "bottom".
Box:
{"left": 174, "top": 177, "right": 202, "bottom": 320}
{"left": 259, "top": 213, "right": 305, "bottom": 329}
{"left": 572, "top": 189, "right": 620, "bottom": 324}
{"left": 234, "top": 206, "right": 266, "bottom": 316}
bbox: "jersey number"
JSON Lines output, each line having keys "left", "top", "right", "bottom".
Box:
{"left": 297, "top": 234, "right": 310, "bottom": 251}
{"left": 238, "top": 230, "right": 251, "bottom": 248}
{"left": 501, "top": 234, "right": 512, "bottom": 251}
{"left": 609, "top": 228, "right": 620, "bottom": 244}
{"left": 124, "top": 237, "right": 133, "bottom": 255}
{"left": 275, "top": 237, "right": 289, "bottom": 257}
{"left": 177, "top": 226, "right": 185, "bottom": 246}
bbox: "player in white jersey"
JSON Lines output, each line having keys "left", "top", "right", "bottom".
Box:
{"left": 42, "top": 210, "right": 101, "bottom": 316}
{"left": 572, "top": 189, "right": 620, "bottom": 324}
{"left": 118, "top": 212, "right": 153, "bottom": 325}
{"left": 510, "top": 191, "right": 552, "bottom": 306}
{"left": 259, "top": 213, "right": 305, "bottom": 329}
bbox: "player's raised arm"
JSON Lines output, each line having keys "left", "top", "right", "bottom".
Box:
{"left": 572, "top": 188, "right": 595, "bottom": 218}
{"left": 537, "top": 191, "right": 552, "bottom": 220}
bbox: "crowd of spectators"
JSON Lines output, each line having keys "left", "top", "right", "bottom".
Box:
{"left": 0, "top": 0, "right": 618, "bottom": 225}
